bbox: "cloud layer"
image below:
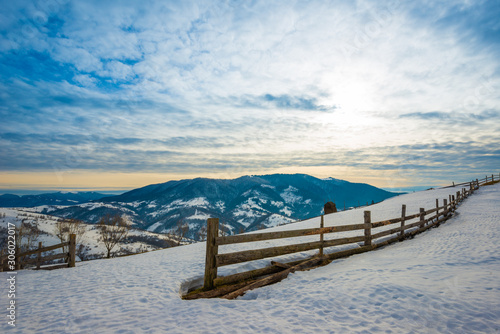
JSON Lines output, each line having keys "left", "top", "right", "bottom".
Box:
{"left": 1, "top": 0, "right": 499, "bottom": 189}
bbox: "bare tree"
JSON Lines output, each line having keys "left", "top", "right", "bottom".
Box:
{"left": 54, "top": 218, "right": 87, "bottom": 252}
{"left": 1, "top": 220, "right": 42, "bottom": 268}
{"left": 173, "top": 220, "right": 189, "bottom": 246}
{"left": 197, "top": 225, "right": 207, "bottom": 241}
{"left": 97, "top": 214, "right": 130, "bottom": 258}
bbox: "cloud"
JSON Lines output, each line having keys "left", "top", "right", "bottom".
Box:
{"left": 0, "top": 0, "right": 499, "bottom": 187}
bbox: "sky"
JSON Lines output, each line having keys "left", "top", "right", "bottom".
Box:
{"left": 0, "top": 0, "right": 499, "bottom": 194}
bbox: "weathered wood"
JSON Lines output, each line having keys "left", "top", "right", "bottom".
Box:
{"left": 20, "top": 241, "right": 69, "bottom": 257}
{"left": 39, "top": 263, "right": 69, "bottom": 271}
{"left": 23, "top": 252, "right": 68, "bottom": 265}
{"left": 183, "top": 279, "right": 259, "bottom": 300}
{"left": 68, "top": 234, "right": 76, "bottom": 268}
{"left": 204, "top": 218, "right": 219, "bottom": 290}
{"left": 214, "top": 258, "right": 306, "bottom": 287}
{"left": 319, "top": 215, "right": 324, "bottom": 257}
{"left": 371, "top": 225, "right": 402, "bottom": 240}
{"left": 37, "top": 241, "right": 42, "bottom": 270}
{"left": 364, "top": 211, "right": 372, "bottom": 246}
{"left": 371, "top": 217, "right": 401, "bottom": 228}
{"left": 222, "top": 256, "right": 326, "bottom": 299}
{"left": 326, "top": 245, "right": 374, "bottom": 261}
{"left": 216, "top": 223, "right": 366, "bottom": 245}
{"left": 216, "top": 235, "right": 365, "bottom": 267}
{"left": 400, "top": 204, "right": 406, "bottom": 239}
{"left": 419, "top": 208, "right": 426, "bottom": 229}
{"left": 436, "top": 199, "right": 440, "bottom": 221}
{"left": 271, "top": 261, "right": 291, "bottom": 269}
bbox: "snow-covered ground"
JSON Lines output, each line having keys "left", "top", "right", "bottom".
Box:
{"left": 1, "top": 183, "right": 499, "bottom": 333}
{"left": 0, "top": 209, "right": 183, "bottom": 260}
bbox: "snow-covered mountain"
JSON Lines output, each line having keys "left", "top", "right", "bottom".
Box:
{"left": 44, "top": 174, "right": 399, "bottom": 240}
{"left": 0, "top": 191, "right": 109, "bottom": 207}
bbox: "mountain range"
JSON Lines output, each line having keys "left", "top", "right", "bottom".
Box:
{"left": 0, "top": 191, "right": 109, "bottom": 207}
{"left": 26, "top": 174, "right": 400, "bottom": 240}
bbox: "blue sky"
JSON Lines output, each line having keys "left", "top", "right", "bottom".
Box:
{"left": 0, "top": 0, "right": 499, "bottom": 192}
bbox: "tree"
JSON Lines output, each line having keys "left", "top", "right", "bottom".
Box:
{"left": 173, "top": 220, "right": 189, "bottom": 246}
{"left": 0, "top": 220, "right": 41, "bottom": 269}
{"left": 197, "top": 225, "right": 207, "bottom": 241}
{"left": 54, "top": 218, "right": 86, "bottom": 252}
{"left": 97, "top": 214, "right": 130, "bottom": 258}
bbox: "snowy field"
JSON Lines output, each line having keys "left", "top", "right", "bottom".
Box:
{"left": 1, "top": 183, "right": 499, "bottom": 333}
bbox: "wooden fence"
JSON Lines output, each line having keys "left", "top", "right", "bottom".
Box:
{"left": 202, "top": 175, "right": 498, "bottom": 291}
{"left": 0, "top": 234, "right": 76, "bottom": 271}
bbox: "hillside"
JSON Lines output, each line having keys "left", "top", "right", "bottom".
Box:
{"left": 44, "top": 174, "right": 399, "bottom": 240}
{"left": 2, "top": 183, "right": 499, "bottom": 333}
{"left": 0, "top": 208, "right": 187, "bottom": 261}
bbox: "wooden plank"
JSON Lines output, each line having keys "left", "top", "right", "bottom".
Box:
{"left": 271, "top": 261, "right": 291, "bottom": 269}
{"left": 364, "top": 211, "right": 372, "bottom": 246}
{"left": 36, "top": 241, "right": 42, "bottom": 270}
{"left": 319, "top": 215, "right": 324, "bottom": 257}
{"left": 23, "top": 252, "right": 68, "bottom": 265}
{"left": 204, "top": 218, "right": 219, "bottom": 290}
{"left": 400, "top": 204, "right": 406, "bottom": 239}
{"left": 371, "top": 217, "right": 401, "bottom": 228}
{"left": 38, "top": 263, "right": 69, "bottom": 271}
{"left": 419, "top": 208, "right": 426, "bottom": 229}
{"left": 326, "top": 245, "right": 374, "bottom": 261}
{"left": 20, "top": 242, "right": 69, "bottom": 257}
{"left": 216, "top": 235, "right": 363, "bottom": 267}
{"left": 371, "top": 226, "right": 401, "bottom": 240}
{"left": 214, "top": 258, "right": 306, "bottom": 287}
{"left": 222, "top": 256, "right": 326, "bottom": 299}
{"left": 183, "top": 279, "right": 259, "bottom": 300}
{"left": 68, "top": 234, "right": 76, "bottom": 268}
{"left": 216, "top": 224, "right": 366, "bottom": 245}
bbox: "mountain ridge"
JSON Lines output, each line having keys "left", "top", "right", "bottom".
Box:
{"left": 40, "top": 173, "right": 400, "bottom": 240}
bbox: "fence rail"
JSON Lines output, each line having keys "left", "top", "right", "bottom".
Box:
{"left": 1, "top": 234, "right": 76, "bottom": 271}
{"left": 202, "top": 174, "right": 498, "bottom": 290}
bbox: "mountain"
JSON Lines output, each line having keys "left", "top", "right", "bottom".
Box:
{"left": 0, "top": 191, "right": 110, "bottom": 207}
{"left": 44, "top": 174, "right": 400, "bottom": 240}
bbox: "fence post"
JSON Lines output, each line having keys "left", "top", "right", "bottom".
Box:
{"left": 36, "top": 241, "right": 42, "bottom": 270}
{"left": 452, "top": 195, "right": 456, "bottom": 210}
{"left": 419, "top": 208, "right": 425, "bottom": 229}
{"left": 443, "top": 199, "right": 448, "bottom": 216}
{"left": 492, "top": 174, "right": 495, "bottom": 182}
{"left": 68, "top": 234, "right": 76, "bottom": 268}
{"left": 435, "top": 199, "right": 439, "bottom": 222}
{"left": 204, "top": 218, "right": 219, "bottom": 290}
{"left": 400, "top": 204, "right": 406, "bottom": 240}
{"left": 319, "top": 215, "right": 324, "bottom": 257}
{"left": 364, "top": 211, "right": 372, "bottom": 247}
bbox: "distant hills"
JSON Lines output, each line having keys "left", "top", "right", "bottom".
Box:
{"left": 0, "top": 191, "right": 109, "bottom": 207}
{"left": 27, "top": 174, "right": 400, "bottom": 240}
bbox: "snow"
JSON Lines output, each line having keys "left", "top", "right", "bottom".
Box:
{"left": 2, "top": 184, "right": 500, "bottom": 333}
{"left": 186, "top": 209, "right": 211, "bottom": 221}
{"left": 280, "top": 185, "right": 303, "bottom": 204}
{"left": 148, "top": 197, "right": 209, "bottom": 218}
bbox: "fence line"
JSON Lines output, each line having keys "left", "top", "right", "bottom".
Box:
{"left": 0, "top": 234, "right": 76, "bottom": 271}
{"left": 202, "top": 175, "right": 498, "bottom": 291}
